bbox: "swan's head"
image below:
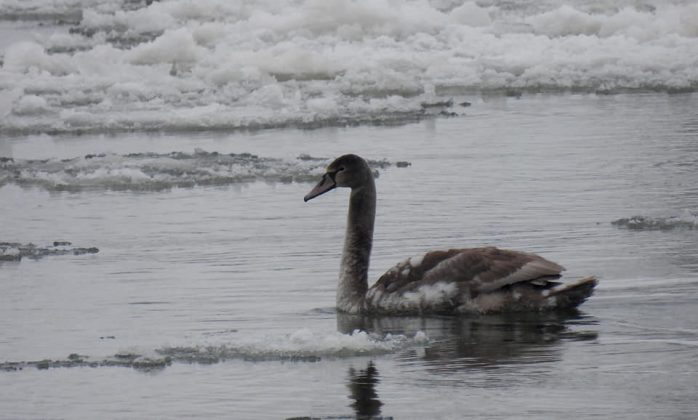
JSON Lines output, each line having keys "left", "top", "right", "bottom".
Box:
{"left": 304, "top": 154, "right": 371, "bottom": 202}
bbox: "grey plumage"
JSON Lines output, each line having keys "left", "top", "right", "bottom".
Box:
{"left": 305, "top": 154, "right": 597, "bottom": 315}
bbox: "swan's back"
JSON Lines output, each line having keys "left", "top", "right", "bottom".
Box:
{"left": 365, "top": 247, "right": 596, "bottom": 314}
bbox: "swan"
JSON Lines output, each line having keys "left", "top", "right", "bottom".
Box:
{"left": 304, "top": 154, "right": 597, "bottom": 315}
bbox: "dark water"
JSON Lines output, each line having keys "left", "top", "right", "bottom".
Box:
{"left": 1, "top": 93, "right": 697, "bottom": 418}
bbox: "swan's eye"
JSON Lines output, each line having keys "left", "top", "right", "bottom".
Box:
{"left": 338, "top": 166, "right": 345, "bottom": 172}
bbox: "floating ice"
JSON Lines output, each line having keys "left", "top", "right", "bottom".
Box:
{"left": 159, "top": 328, "right": 428, "bottom": 362}
{"left": 0, "top": 244, "right": 21, "bottom": 261}
{"left": 11, "top": 94, "right": 51, "bottom": 116}
{"left": 0, "top": 328, "right": 429, "bottom": 371}
{"left": 0, "top": 150, "right": 406, "bottom": 191}
{"left": 1, "top": 0, "right": 696, "bottom": 134}
{"left": 611, "top": 215, "right": 698, "bottom": 231}
{"left": 0, "top": 352, "right": 172, "bottom": 372}
{"left": 0, "top": 241, "right": 99, "bottom": 261}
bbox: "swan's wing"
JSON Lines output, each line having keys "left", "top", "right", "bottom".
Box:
{"left": 372, "top": 247, "right": 564, "bottom": 296}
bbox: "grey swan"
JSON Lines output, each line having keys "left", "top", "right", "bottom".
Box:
{"left": 304, "top": 154, "right": 597, "bottom": 315}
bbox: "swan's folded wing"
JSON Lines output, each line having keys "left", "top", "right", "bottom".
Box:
{"left": 374, "top": 247, "right": 564, "bottom": 295}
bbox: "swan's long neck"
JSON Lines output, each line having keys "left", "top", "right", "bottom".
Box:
{"left": 337, "top": 178, "right": 376, "bottom": 313}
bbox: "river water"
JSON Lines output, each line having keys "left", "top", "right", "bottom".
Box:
{"left": 2, "top": 1, "right": 698, "bottom": 419}
{"left": 2, "top": 92, "right": 697, "bottom": 419}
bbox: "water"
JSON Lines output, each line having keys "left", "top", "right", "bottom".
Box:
{"left": 2, "top": 1, "right": 698, "bottom": 419}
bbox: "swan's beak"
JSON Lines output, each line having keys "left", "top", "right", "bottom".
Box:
{"left": 304, "top": 173, "right": 336, "bottom": 202}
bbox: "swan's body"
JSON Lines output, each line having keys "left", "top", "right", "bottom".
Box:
{"left": 304, "top": 154, "right": 597, "bottom": 315}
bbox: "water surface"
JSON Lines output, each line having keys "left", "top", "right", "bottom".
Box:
{"left": 2, "top": 93, "right": 697, "bottom": 419}
{"left": 1, "top": 0, "right": 698, "bottom": 418}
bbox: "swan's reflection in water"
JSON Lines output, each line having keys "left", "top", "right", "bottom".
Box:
{"left": 338, "top": 310, "right": 598, "bottom": 369}
{"left": 288, "top": 312, "right": 597, "bottom": 419}
{"left": 287, "top": 362, "right": 389, "bottom": 419}
{"left": 347, "top": 362, "right": 383, "bottom": 419}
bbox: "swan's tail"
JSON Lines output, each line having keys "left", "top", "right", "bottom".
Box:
{"left": 548, "top": 276, "right": 598, "bottom": 309}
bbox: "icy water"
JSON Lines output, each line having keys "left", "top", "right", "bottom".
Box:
{"left": 2, "top": 0, "right": 698, "bottom": 419}
{"left": 2, "top": 93, "right": 698, "bottom": 419}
